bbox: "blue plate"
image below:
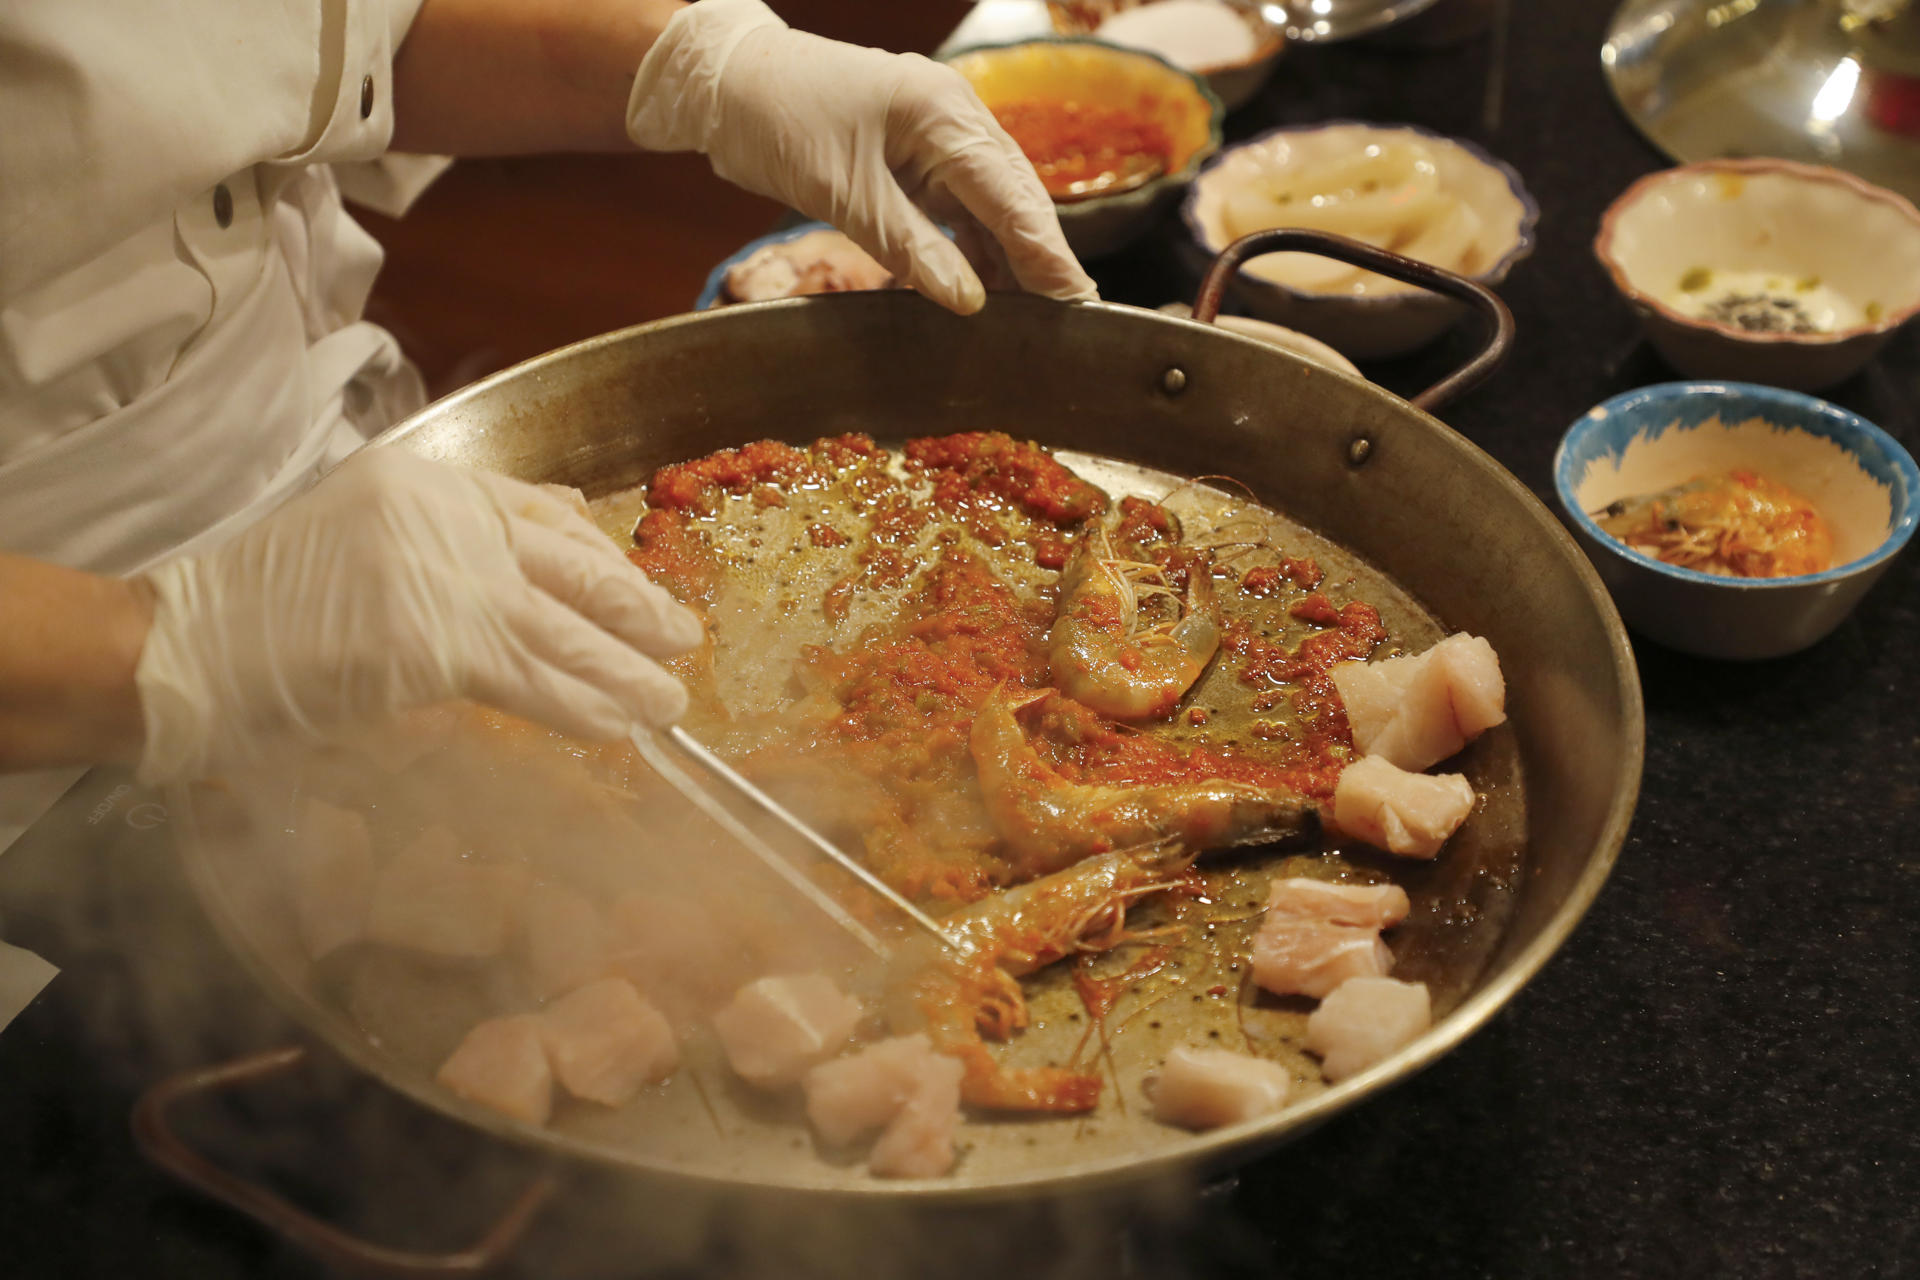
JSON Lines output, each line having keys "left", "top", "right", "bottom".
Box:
{"left": 692, "top": 221, "right": 841, "bottom": 312}
{"left": 1555, "top": 381, "right": 1919, "bottom": 590}
{"left": 693, "top": 222, "right": 966, "bottom": 311}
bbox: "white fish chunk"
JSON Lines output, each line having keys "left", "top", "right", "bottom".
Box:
{"left": 712, "top": 974, "right": 866, "bottom": 1089}
{"left": 1328, "top": 660, "right": 1402, "bottom": 751}
{"left": 1264, "top": 876, "right": 1410, "bottom": 930}
{"left": 868, "top": 1054, "right": 965, "bottom": 1179}
{"left": 1433, "top": 634, "right": 1506, "bottom": 737}
{"left": 1148, "top": 1045, "right": 1291, "bottom": 1130}
{"left": 523, "top": 882, "right": 614, "bottom": 1001}
{"left": 804, "top": 1034, "right": 968, "bottom": 1178}
{"left": 1305, "top": 976, "right": 1432, "bottom": 1081}
{"left": 365, "top": 825, "right": 524, "bottom": 959}
{"left": 282, "top": 797, "right": 374, "bottom": 960}
{"left": 537, "top": 977, "right": 679, "bottom": 1106}
{"left": 1251, "top": 876, "right": 1408, "bottom": 999}
{"left": 804, "top": 1033, "right": 945, "bottom": 1145}
{"left": 1362, "top": 661, "right": 1467, "bottom": 775}
{"left": 1251, "top": 918, "right": 1395, "bottom": 999}
{"left": 435, "top": 1015, "right": 553, "bottom": 1127}
{"left": 1331, "top": 755, "right": 1477, "bottom": 859}
{"left": 1330, "top": 633, "right": 1506, "bottom": 772}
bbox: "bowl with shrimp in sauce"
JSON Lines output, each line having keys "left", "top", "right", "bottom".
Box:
{"left": 1555, "top": 381, "right": 1919, "bottom": 660}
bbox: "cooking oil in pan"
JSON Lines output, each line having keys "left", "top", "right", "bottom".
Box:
{"left": 175, "top": 435, "right": 1525, "bottom": 1193}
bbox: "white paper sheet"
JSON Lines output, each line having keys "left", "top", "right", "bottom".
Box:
{"left": 0, "top": 768, "right": 86, "bottom": 1033}
{"left": 0, "top": 937, "right": 58, "bottom": 1033}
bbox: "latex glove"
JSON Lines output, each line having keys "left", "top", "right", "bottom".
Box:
{"left": 134, "top": 449, "right": 701, "bottom": 785}
{"left": 627, "top": 0, "right": 1097, "bottom": 315}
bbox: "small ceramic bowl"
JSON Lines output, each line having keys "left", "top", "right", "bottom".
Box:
{"left": 1554, "top": 382, "right": 1919, "bottom": 660}
{"left": 1045, "top": 1, "right": 1287, "bottom": 111}
{"left": 1595, "top": 159, "right": 1920, "bottom": 392}
{"left": 1181, "top": 121, "right": 1537, "bottom": 358}
{"left": 942, "top": 39, "right": 1223, "bottom": 260}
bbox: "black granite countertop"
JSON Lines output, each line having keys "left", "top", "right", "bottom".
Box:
{"left": 2, "top": 2, "right": 1915, "bottom": 1277}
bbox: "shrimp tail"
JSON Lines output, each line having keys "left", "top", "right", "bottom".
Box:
{"left": 958, "top": 1054, "right": 1104, "bottom": 1112}
{"left": 1047, "top": 532, "right": 1220, "bottom": 722}
{"left": 886, "top": 840, "right": 1196, "bottom": 1114}
{"left": 1168, "top": 558, "right": 1220, "bottom": 664}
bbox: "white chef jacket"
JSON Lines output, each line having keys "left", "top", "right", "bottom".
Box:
{"left": 0, "top": 1, "right": 450, "bottom": 851}
{"left": 1, "top": 0, "right": 449, "bottom": 574}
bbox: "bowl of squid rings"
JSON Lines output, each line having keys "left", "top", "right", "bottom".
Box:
{"left": 1180, "top": 120, "right": 1538, "bottom": 359}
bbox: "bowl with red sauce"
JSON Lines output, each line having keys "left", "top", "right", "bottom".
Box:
{"left": 1554, "top": 381, "right": 1920, "bottom": 660}
{"left": 942, "top": 38, "right": 1224, "bottom": 259}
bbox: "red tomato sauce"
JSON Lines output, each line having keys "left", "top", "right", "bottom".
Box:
{"left": 1026, "top": 694, "right": 1328, "bottom": 796}
{"left": 1239, "top": 565, "right": 1284, "bottom": 596}
{"left": 628, "top": 510, "right": 718, "bottom": 610}
{"left": 806, "top": 522, "right": 848, "bottom": 548}
{"left": 1112, "top": 495, "right": 1176, "bottom": 547}
{"left": 625, "top": 431, "right": 1395, "bottom": 897}
{"left": 1278, "top": 556, "right": 1324, "bottom": 589}
{"left": 905, "top": 431, "right": 1107, "bottom": 525}
{"left": 1221, "top": 596, "right": 1388, "bottom": 797}
{"left": 991, "top": 100, "right": 1176, "bottom": 199}
{"left": 802, "top": 549, "right": 1049, "bottom": 744}
{"left": 648, "top": 433, "right": 877, "bottom": 514}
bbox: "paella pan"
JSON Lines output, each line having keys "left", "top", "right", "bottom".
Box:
{"left": 152, "top": 235, "right": 1642, "bottom": 1228}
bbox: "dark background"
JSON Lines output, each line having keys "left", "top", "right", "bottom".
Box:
{"left": 2, "top": 1, "right": 1916, "bottom": 1276}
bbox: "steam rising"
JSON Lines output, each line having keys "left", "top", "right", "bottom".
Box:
{"left": 141, "top": 710, "right": 1226, "bottom": 1277}
{"left": 0, "top": 438, "right": 1527, "bottom": 1271}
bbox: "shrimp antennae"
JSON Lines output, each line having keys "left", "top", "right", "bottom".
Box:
{"left": 1155, "top": 473, "right": 1264, "bottom": 510}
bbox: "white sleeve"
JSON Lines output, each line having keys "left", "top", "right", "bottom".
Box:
{"left": 0, "top": 1, "right": 429, "bottom": 299}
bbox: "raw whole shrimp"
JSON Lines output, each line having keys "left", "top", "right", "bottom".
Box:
{"left": 1047, "top": 528, "right": 1221, "bottom": 721}
{"left": 968, "top": 688, "right": 1319, "bottom": 880}
{"left": 891, "top": 841, "right": 1199, "bottom": 1112}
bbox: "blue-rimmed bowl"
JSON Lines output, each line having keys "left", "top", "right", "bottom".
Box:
{"left": 1181, "top": 120, "right": 1538, "bottom": 358}
{"left": 694, "top": 222, "right": 883, "bottom": 311}
{"left": 1554, "top": 382, "right": 1919, "bottom": 660}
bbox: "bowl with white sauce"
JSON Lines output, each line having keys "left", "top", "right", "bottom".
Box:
{"left": 1048, "top": 0, "right": 1287, "bottom": 111}
{"left": 1554, "top": 381, "right": 1920, "bottom": 660}
{"left": 1181, "top": 120, "right": 1538, "bottom": 358}
{"left": 1595, "top": 159, "right": 1920, "bottom": 392}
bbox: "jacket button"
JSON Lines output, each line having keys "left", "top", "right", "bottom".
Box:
{"left": 360, "top": 75, "right": 375, "bottom": 119}
{"left": 213, "top": 183, "right": 233, "bottom": 229}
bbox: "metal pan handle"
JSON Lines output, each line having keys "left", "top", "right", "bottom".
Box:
{"left": 131, "top": 1045, "right": 558, "bottom": 1278}
{"left": 1190, "top": 228, "right": 1515, "bottom": 415}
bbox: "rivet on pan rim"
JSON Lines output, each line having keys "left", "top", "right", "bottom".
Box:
{"left": 1348, "top": 436, "right": 1374, "bottom": 467}
{"left": 1161, "top": 367, "right": 1188, "bottom": 396}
